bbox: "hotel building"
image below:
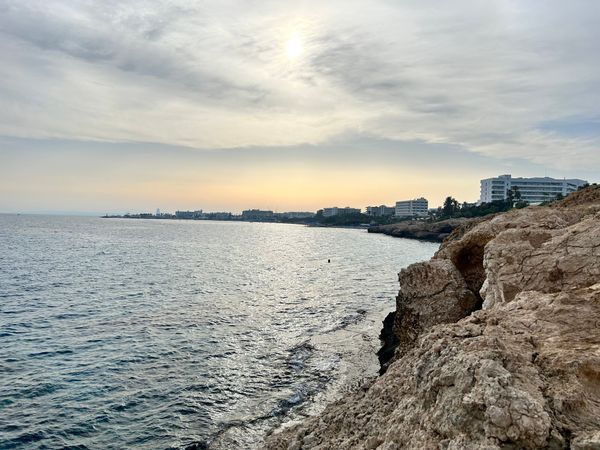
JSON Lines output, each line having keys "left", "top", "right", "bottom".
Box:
{"left": 241, "top": 209, "right": 275, "bottom": 221}
{"left": 479, "top": 175, "right": 588, "bottom": 205}
{"left": 395, "top": 198, "right": 429, "bottom": 217}
{"left": 322, "top": 207, "right": 361, "bottom": 217}
{"left": 365, "top": 205, "right": 396, "bottom": 217}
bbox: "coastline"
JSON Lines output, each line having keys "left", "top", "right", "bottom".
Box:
{"left": 1, "top": 215, "right": 438, "bottom": 450}
{"left": 102, "top": 214, "right": 472, "bottom": 242}
{"left": 367, "top": 217, "right": 479, "bottom": 243}
{"left": 264, "top": 186, "right": 600, "bottom": 449}
{"left": 207, "top": 303, "right": 395, "bottom": 450}
{"left": 103, "top": 215, "right": 374, "bottom": 230}
{"left": 102, "top": 214, "right": 484, "bottom": 243}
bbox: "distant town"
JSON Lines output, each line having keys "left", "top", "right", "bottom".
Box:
{"left": 104, "top": 174, "right": 590, "bottom": 226}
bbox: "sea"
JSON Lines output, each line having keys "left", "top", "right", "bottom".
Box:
{"left": 0, "top": 215, "right": 438, "bottom": 449}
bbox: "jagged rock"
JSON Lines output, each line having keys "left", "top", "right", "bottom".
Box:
{"left": 264, "top": 186, "right": 600, "bottom": 450}
{"left": 552, "top": 184, "right": 600, "bottom": 208}
{"left": 377, "top": 312, "right": 398, "bottom": 374}
{"left": 265, "top": 285, "right": 600, "bottom": 449}
{"left": 481, "top": 213, "right": 600, "bottom": 308}
{"left": 393, "top": 259, "right": 479, "bottom": 356}
{"left": 572, "top": 431, "right": 600, "bottom": 450}
{"left": 433, "top": 206, "right": 593, "bottom": 295}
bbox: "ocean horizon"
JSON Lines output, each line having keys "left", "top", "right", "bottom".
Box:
{"left": 0, "top": 214, "right": 437, "bottom": 449}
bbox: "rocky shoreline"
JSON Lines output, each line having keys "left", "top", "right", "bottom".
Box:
{"left": 367, "top": 217, "right": 478, "bottom": 242}
{"left": 265, "top": 186, "right": 600, "bottom": 450}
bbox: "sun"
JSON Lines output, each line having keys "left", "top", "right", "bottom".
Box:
{"left": 286, "top": 34, "right": 303, "bottom": 60}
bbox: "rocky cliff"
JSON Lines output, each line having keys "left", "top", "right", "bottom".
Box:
{"left": 265, "top": 186, "right": 600, "bottom": 450}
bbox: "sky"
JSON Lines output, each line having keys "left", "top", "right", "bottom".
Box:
{"left": 1, "top": 0, "right": 599, "bottom": 213}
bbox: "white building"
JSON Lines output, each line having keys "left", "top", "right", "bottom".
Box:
{"left": 281, "top": 211, "right": 315, "bottom": 219}
{"left": 479, "top": 175, "right": 588, "bottom": 205}
{"left": 395, "top": 198, "right": 429, "bottom": 217}
{"left": 322, "top": 207, "right": 361, "bottom": 217}
{"left": 365, "top": 205, "right": 396, "bottom": 217}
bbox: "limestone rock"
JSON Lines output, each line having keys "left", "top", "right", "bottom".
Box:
{"left": 265, "top": 285, "right": 600, "bottom": 449}
{"left": 394, "top": 259, "right": 479, "bottom": 356}
{"left": 481, "top": 213, "right": 600, "bottom": 308}
{"left": 264, "top": 186, "right": 600, "bottom": 450}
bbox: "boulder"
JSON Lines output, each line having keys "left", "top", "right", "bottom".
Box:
{"left": 393, "top": 259, "right": 479, "bottom": 356}
{"left": 481, "top": 213, "right": 600, "bottom": 308}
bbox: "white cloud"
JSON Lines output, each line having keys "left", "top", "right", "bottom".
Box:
{"left": 0, "top": 0, "right": 599, "bottom": 168}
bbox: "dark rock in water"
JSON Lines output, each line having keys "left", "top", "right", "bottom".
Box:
{"left": 376, "top": 312, "right": 398, "bottom": 375}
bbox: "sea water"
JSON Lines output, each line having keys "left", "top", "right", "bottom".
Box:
{"left": 0, "top": 215, "right": 437, "bottom": 449}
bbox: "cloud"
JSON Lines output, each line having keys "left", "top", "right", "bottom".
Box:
{"left": 0, "top": 0, "right": 599, "bottom": 169}
{"left": 0, "top": 133, "right": 572, "bottom": 213}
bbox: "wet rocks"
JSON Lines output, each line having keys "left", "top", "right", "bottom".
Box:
{"left": 376, "top": 312, "right": 397, "bottom": 375}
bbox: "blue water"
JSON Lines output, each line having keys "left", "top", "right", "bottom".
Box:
{"left": 0, "top": 215, "right": 437, "bottom": 449}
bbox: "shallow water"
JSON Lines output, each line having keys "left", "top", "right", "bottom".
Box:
{"left": 0, "top": 215, "right": 437, "bottom": 449}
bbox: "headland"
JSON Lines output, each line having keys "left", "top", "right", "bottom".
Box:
{"left": 265, "top": 185, "right": 600, "bottom": 449}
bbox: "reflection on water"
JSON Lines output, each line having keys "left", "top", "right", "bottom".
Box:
{"left": 0, "top": 215, "right": 437, "bottom": 449}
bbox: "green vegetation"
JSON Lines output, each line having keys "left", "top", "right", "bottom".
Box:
{"left": 320, "top": 212, "right": 370, "bottom": 226}
{"left": 435, "top": 199, "right": 513, "bottom": 220}
{"left": 434, "top": 187, "right": 529, "bottom": 220}
{"left": 300, "top": 210, "right": 411, "bottom": 227}
{"left": 312, "top": 210, "right": 370, "bottom": 226}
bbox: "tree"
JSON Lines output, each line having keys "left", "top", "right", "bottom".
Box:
{"left": 506, "top": 186, "right": 522, "bottom": 207}
{"left": 442, "top": 196, "right": 459, "bottom": 217}
{"left": 512, "top": 186, "right": 522, "bottom": 201}
{"left": 506, "top": 188, "right": 514, "bottom": 206}
{"left": 514, "top": 200, "right": 529, "bottom": 209}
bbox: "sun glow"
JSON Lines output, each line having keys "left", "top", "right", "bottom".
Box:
{"left": 286, "top": 34, "right": 303, "bottom": 60}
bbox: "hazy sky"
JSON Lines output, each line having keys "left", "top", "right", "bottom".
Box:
{"left": 1, "top": 0, "right": 599, "bottom": 213}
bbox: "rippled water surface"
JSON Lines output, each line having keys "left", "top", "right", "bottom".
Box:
{"left": 0, "top": 215, "right": 437, "bottom": 449}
